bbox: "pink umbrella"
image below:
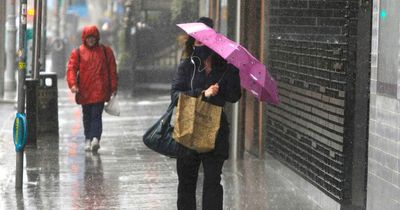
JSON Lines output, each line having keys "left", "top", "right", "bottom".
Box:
{"left": 177, "top": 22, "right": 279, "bottom": 104}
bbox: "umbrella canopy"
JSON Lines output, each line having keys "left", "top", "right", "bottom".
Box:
{"left": 177, "top": 22, "right": 279, "bottom": 104}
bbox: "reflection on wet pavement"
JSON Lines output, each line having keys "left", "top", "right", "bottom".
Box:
{"left": 0, "top": 83, "right": 324, "bottom": 210}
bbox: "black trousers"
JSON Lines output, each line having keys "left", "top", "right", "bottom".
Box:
{"left": 177, "top": 155, "right": 225, "bottom": 210}
{"left": 82, "top": 102, "right": 104, "bottom": 140}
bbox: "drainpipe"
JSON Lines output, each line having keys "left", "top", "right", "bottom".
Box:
{"left": 230, "top": 0, "right": 241, "bottom": 160}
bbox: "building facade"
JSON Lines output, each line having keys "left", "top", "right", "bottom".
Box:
{"left": 367, "top": 0, "right": 400, "bottom": 209}
{"left": 198, "top": 0, "right": 399, "bottom": 210}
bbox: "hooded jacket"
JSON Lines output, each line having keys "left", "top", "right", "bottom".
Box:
{"left": 66, "top": 25, "right": 118, "bottom": 105}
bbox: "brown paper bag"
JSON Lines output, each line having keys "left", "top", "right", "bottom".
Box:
{"left": 172, "top": 93, "right": 222, "bottom": 153}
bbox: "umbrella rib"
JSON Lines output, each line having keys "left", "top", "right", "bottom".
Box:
{"left": 250, "top": 74, "right": 259, "bottom": 81}
{"left": 250, "top": 90, "right": 259, "bottom": 96}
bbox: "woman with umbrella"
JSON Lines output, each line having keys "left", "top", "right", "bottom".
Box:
{"left": 171, "top": 17, "right": 242, "bottom": 210}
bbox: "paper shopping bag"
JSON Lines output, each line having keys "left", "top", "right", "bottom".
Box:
{"left": 172, "top": 93, "right": 222, "bottom": 153}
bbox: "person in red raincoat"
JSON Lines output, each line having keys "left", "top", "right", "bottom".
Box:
{"left": 66, "top": 25, "right": 118, "bottom": 152}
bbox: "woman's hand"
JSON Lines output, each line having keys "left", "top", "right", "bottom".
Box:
{"left": 204, "top": 83, "right": 219, "bottom": 97}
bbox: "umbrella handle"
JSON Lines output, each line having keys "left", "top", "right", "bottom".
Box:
{"left": 217, "top": 70, "right": 227, "bottom": 85}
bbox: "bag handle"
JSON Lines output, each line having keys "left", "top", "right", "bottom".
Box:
{"left": 168, "top": 94, "right": 179, "bottom": 111}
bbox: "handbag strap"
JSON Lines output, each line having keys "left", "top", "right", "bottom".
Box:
{"left": 162, "top": 95, "right": 179, "bottom": 126}
{"left": 101, "top": 45, "right": 112, "bottom": 95}
{"left": 75, "top": 47, "right": 80, "bottom": 85}
{"left": 168, "top": 95, "right": 179, "bottom": 110}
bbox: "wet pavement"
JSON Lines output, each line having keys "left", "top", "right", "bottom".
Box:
{"left": 0, "top": 80, "right": 324, "bottom": 210}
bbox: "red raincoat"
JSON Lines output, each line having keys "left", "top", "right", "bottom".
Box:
{"left": 66, "top": 25, "right": 118, "bottom": 105}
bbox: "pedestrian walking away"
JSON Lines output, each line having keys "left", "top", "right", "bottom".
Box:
{"left": 171, "top": 17, "right": 242, "bottom": 210}
{"left": 66, "top": 25, "right": 118, "bottom": 153}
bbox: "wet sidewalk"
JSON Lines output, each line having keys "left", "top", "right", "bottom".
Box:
{"left": 0, "top": 81, "right": 325, "bottom": 210}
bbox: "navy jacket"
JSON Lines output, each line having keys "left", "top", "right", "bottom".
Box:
{"left": 171, "top": 58, "right": 242, "bottom": 159}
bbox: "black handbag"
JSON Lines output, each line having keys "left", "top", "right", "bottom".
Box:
{"left": 142, "top": 97, "right": 194, "bottom": 158}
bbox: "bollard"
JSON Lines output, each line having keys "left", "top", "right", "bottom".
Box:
{"left": 25, "top": 78, "right": 39, "bottom": 146}
{"left": 37, "top": 72, "right": 59, "bottom": 136}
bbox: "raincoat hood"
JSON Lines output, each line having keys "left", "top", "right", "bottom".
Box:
{"left": 81, "top": 25, "right": 100, "bottom": 45}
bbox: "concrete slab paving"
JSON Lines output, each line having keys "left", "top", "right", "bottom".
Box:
{"left": 0, "top": 80, "right": 323, "bottom": 210}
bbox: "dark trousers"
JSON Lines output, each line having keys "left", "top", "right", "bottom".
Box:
{"left": 177, "top": 155, "right": 225, "bottom": 210}
{"left": 82, "top": 103, "right": 104, "bottom": 140}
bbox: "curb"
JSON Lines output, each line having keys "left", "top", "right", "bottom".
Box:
{"left": 0, "top": 99, "right": 16, "bottom": 104}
